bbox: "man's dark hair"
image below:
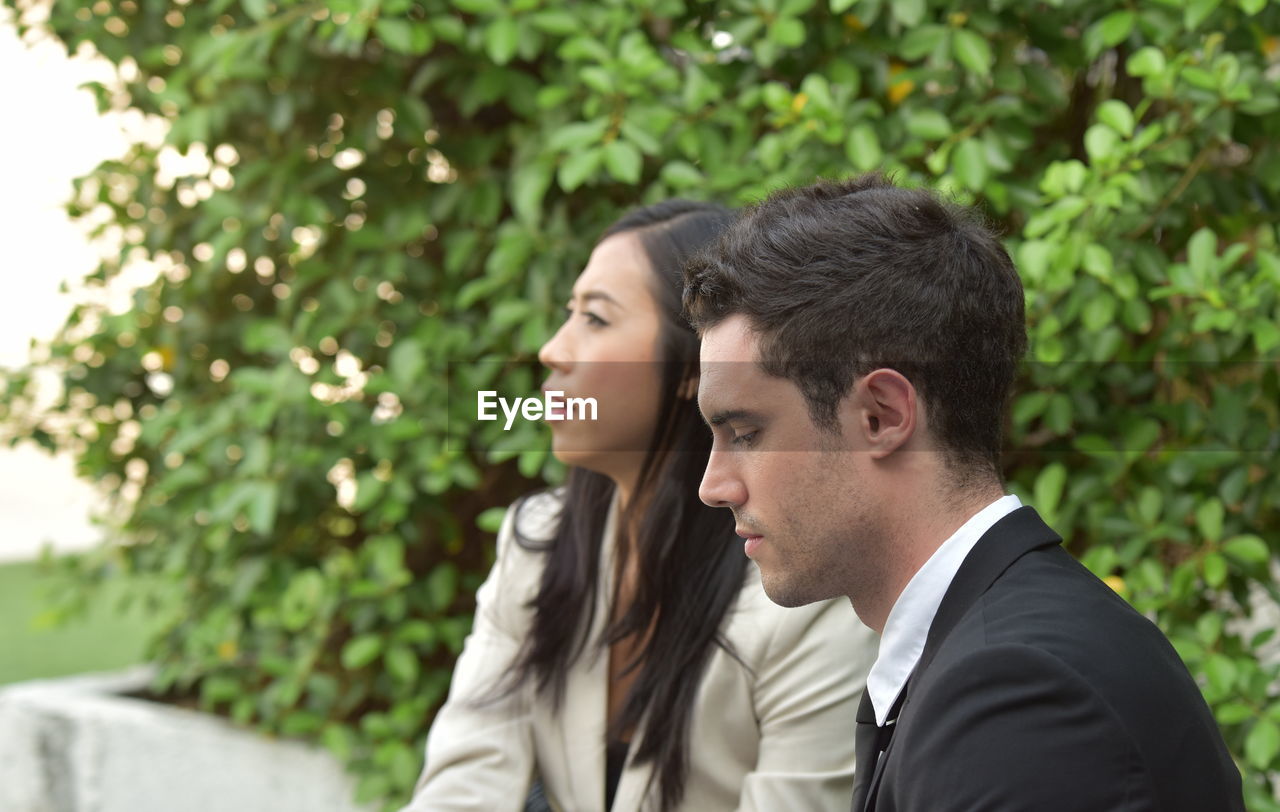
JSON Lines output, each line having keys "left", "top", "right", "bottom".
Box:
{"left": 683, "top": 173, "right": 1027, "bottom": 480}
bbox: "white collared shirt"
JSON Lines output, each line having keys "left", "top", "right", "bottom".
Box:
{"left": 865, "top": 494, "right": 1023, "bottom": 725}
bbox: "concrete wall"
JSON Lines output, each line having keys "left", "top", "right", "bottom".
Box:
{"left": 0, "top": 667, "right": 373, "bottom": 812}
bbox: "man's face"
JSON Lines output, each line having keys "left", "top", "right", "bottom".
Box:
{"left": 697, "top": 315, "right": 885, "bottom": 607}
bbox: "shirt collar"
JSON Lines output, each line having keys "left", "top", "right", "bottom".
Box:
{"left": 864, "top": 493, "right": 1023, "bottom": 725}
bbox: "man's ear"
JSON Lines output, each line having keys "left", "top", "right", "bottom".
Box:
{"left": 856, "top": 369, "right": 917, "bottom": 458}
{"left": 677, "top": 375, "right": 699, "bottom": 400}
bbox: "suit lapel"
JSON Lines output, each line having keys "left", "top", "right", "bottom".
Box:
{"left": 917, "top": 505, "right": 1062, "bottom": 678}
{"left": 862, "top": 715, "right": 901, "bottom": 812}
{"left": 850, "top": 690, "right": 878, "bottom": 812}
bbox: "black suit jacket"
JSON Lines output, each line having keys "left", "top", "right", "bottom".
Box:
{"left": 853, "top": 507, "right": 1244, "bottom": 812}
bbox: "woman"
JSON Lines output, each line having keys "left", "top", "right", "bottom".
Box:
{"left": 406, "top": 201, "right": 878, "bottom": 811}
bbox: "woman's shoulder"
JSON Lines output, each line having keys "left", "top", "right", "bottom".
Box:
{"left": 497, "top": 486, "right": 566, "bottom": 552}
{"left": 473, "top": 488, "right": 567, "bottom": 625}
{"left": 723, "top": 562, "right": 875, "bottom": 669}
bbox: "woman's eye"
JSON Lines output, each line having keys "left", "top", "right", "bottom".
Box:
{"left": 561, "top": 305, "right": 608, "bottom": 328}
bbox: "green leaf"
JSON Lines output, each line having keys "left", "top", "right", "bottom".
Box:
{"left": 427, "top": 563, "right": 458, "bottom": 612}
{"left": 846, "top": 123, "right": 883, "bottom": 172}
{"left": 1034, "top": 462, "right": 1067, "bottom": 523}
{"left": 530, "top": 10, "right": 580, "bottom": 35}
{"left": 603, "top": 140, "right": 643, "bottom": 184}
{"left": 385, "top": 645, "right": 420, "bottom": 684}
{"left": 1084, "top": 124, "right": 1120, "bottom": 162}
{"left": 341, "top": 635, "right": 382, "bottom": 670}
{"left": 321, "top": 724, "right": 359, "bottom": 762}
{"left": 476, "top": 507, "right": 508, "bottom": 533}
{"left": 510, "top": 162, "right": 552, "bottom": 226}
{"left": 891, "top": 0, "right": 926, "bottom": 28}
{"left": 831, "top": 0, "right": 860, "bottom": 11}
{"left": 557, "top": 147, "right": 602, "bottom": 191}
{"left": 1203, "top": 552, "right": 1227, "bottom": 588}
{"left": 1223, "top": 535, "right": 1270, "bottom": 565}
{"left": 1205, "top": 653, "right": 1238, "bottom": 694}
{"left": 1240, "top": 0, "right": 1265, "bottom": 14}
{"left": 1254, "top": 320, "right": 1280, "bottom": 353}
{"left": 1094, "top": 10, "right": 1135, "bottom": 48}
{"left": 1096, "top": 99, "right": 1134, "bottom": 138}
{"left": 281, "top": 569, "right": 325, "bottom": 631}
{"left": 485, "top": 17, "right": 520, "bottom": 65}
{"left": 1081, "top": 293, "right": 1116, "bottom": 331}
{"left": 660, "top": 161, "right": 703, "bottom": 189}
{"left": 248, "top": 482, "right": 279, "bottom": 535}
{"left": 353, "top": 472, "right": 386, "bottom": 513}
{"left": 899, "top": 25, "right": 947, "bottom": 60}
{"left": 375, "top": 19, "right": 419, "bottom": 55}
{"left": 453, "top": 0, "right": 503, "bottom": 13}
{"left": 1187, "top": 228, "right": 1217, "bottom": 280}
{"left": 951, "top": 138, "right": 988, "bottom": 191}
{"left": 1184, "top": 0, "right": 1222, "bottom": 30}
{"left": 1246, "top": 719, "right": 1280, "bottom": 770}
{"left": 1082, "top": 243, "right": 1113, "bottom": 280}
{"left": 242, "top": 0, "right": 270, "bottom": 22}
{"left": 1137, "top": 487, "right": 1162, "bottom": 525}
{"left": 548, "top": 119, "right": 609, "bottom": 152}
{"left": 952, "top": 29, "right": 992, "bottom": 77}
{"left": 580, "top": 65, "right": 614, "bottom": 94}
{"left": 773, "top": 18, "right": 806, "bottom": 48}
{"left": 904, "top": 108, "right": 952, "bottom": 140}
{"left": 1217, "top": 702, "right": 1254, "bottom": 725}
{"left": 1196, "top": 499, "right": 1225, "bottom": 543}
{"left": 1126, "top": 47, "right": 1167, "bottom": 78}
{"left": 389, "top": 338, "right": 426, "bottom": 390}
{"left": 1017, "top": 241, "right": 1054, "bottom": 284}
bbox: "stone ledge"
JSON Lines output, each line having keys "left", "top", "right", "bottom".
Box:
{"left": 0, "top": 666, "right": 373, "bottom": 812}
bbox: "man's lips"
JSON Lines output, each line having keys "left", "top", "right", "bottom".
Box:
{"left": 736, "top": 527, "right": 764, "bottom": 557}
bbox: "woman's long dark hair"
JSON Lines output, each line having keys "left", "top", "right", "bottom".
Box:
{"left": 509, "top": 201, "right": 747, "bottom": 810}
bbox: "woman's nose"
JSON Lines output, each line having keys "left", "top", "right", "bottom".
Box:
{"left": 538, "top": 322, "right": 571, "bottom": 372}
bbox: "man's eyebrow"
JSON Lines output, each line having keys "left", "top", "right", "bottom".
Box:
{"left": 704, "top": 408, "right": 765, "bottom": 427}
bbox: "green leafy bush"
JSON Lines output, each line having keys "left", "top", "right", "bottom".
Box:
{"left": 2, "top": 0, "right": 1278, "bottom": 807}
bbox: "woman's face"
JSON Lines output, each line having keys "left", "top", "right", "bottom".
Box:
{"left": 538, "top": 231, "right": 666, "bottom": 484}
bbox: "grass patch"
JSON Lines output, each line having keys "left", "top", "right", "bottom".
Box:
{"left": 0, "top": 559, "right": 159, "bottom": 685}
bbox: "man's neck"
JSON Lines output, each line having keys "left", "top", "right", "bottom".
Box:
{"left": 854, "top": 481, "right": 1007, "bottom": 634}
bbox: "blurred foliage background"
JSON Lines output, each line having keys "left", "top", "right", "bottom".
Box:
{"left": 2, "top": 0, "right": 1279, "bottom": 808}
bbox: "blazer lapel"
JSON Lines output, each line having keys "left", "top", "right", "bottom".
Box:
{"left": 558, "top": 492, "right": 623, "bottom": 808}
{"left": 917, "top": 506, "right": 1062, "bottom": 677}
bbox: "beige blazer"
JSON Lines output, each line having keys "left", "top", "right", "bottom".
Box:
{"left": 405, "top": 489, "right": 878, "bottom": 812}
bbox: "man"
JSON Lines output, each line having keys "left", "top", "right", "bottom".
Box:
{"left": 682, "top": 174, "right": 1244, "bottom": 811}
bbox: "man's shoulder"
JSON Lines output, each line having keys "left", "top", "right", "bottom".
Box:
{"left": 889, "top": 546, "right": 1242, "bottom": 810}
{"left": 936, "top": 544, "right": 1182, "bottom": 679}
{"left": 975, "top": 543, "right": 1163, "bottom": 655}
{"left": 918, "top": 543, "right": 1219, "bottom": 760}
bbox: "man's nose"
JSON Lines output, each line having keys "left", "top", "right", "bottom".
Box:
{"left": 699, "top": 448, "right": 747, "bottom": 509}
